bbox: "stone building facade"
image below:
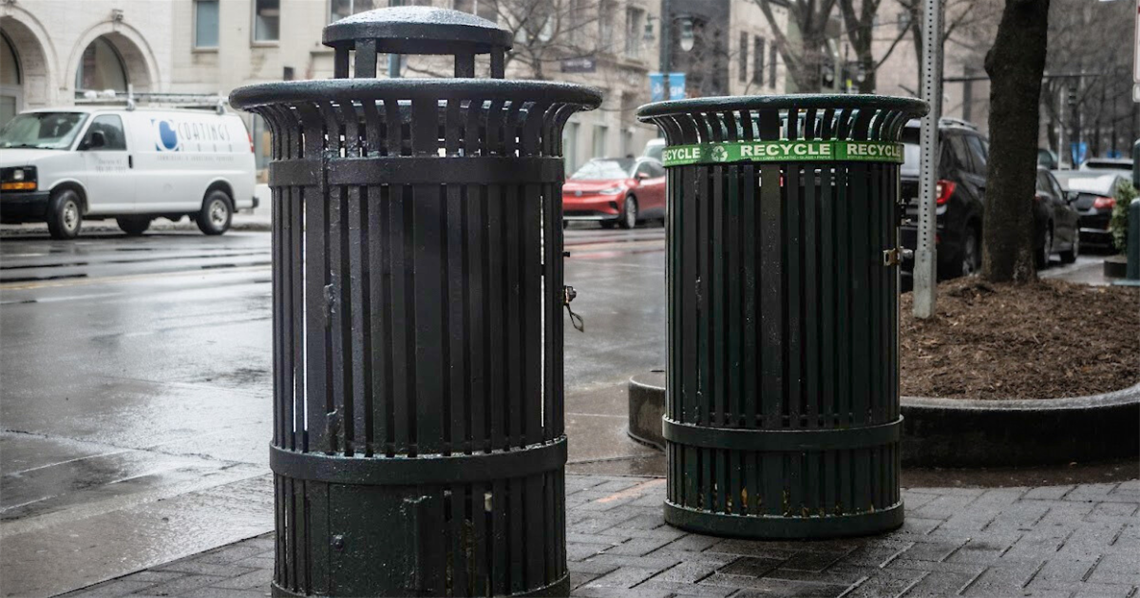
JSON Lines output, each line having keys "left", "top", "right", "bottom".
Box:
{"left": 1, "top": 0, "right": 672, "bottom": 177}
{"left": 1, "top": 0, "right": 173, "bottom": 123}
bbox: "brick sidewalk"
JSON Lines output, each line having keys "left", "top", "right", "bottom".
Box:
{"left": 62, "top": 476, "right": 1140, "bottom": 598}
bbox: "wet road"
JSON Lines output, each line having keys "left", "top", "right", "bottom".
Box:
{"left": 0, "top": 224, "right": 665, "bottom": 597}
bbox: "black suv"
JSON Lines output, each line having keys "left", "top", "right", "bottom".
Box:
{"left": 900, "top": 118, "right": 989, "bottom": 281}
{"left": 900, "top": 120, "right": 1081, "bottom": 284}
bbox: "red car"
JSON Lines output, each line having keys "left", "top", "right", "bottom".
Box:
{"left": 562, "top": 158, "right": 667, "bottom": 228}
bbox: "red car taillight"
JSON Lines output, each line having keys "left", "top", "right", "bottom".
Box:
{"left": 935, "top": 180, "right": 955, "bottom": 205}
{"left": 1092, "top": 195, "right": 1115, "bottom": 210}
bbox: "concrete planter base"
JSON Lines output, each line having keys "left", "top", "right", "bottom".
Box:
{"left": 628, "top": 372, "right": 1140, "bottom": 467}
{"left": 1104, "top": 255, "right": 1127, "bottom": 278}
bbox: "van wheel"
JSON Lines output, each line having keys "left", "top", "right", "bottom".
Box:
{"left": 116, "top": 217, "right": 151, "bottom": 236}
{"left": 196, "top": 190, "right": 233, "bottom": 236}
{"left": 47, "top": 189, "right": 82, "bottom": 240}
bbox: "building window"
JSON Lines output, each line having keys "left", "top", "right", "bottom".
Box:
{"left": 753, "top": 36, "right": 764, "bottom": 85}
{"left": 1, "top": 32, "right": 22, "bottom": 127}
{"left": 330, "top": 0, "right": 378, "bottom": 22}
{"left": 592, "top": 124, "right": 607, "bottom": 159}
{"left": 598, "top": 0, "right": 615, "bottom": 50}
{"left": 1, "top": 33, "right": 19, "bottom": 87}
{"left": 75, "top": 37, "right": 128, "bottom": 97}
{"left": 625, "top": 8, "right": 644, "bottom": 58}
{"left": 253, "top": 0, "right": 280, "bottom": 43}
{"left": 454, "top": 0, "right": 497, "bottom": 21}
{"left": 738, "top": 32, "right": 748, "bottom": 83}
{"left": 194, "top": 0, "right": 220, "bottom": 48}
{"left": 769, "top": 42, "right": 777, "bottom": 88}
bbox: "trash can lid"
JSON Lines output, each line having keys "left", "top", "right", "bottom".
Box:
{"left": 323, "top": 6, "right": 512, "bottom": 55}
{"left": 637, "top": 94, "right": 928, "bottom": 121}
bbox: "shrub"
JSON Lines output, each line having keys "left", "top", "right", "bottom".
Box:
{"left": 1110, "top": 180, "right": 1136, "bottom": 254}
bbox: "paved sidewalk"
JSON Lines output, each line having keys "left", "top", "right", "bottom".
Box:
{"left": 62, "top": 475, "right": 1140, "bottom": 598}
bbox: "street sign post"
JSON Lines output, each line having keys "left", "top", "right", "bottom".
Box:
{"left": 914, "top": 0, "right": 943, "bottom": 319}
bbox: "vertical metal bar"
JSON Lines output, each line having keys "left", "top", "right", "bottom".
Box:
{"left": 355, "top": 39, "right": 378, "bottom": 79}
{"left": 411, "top": 99, "right": 443, "bottom": 456}
{"left": 504, "top": 185, "right": 522, "bottom": 449}
{"left": 333, "top": 48, "right": 349, "bottom": 79}
{"left": 914, "top": 0, "right": 944, "bottom": 319}
{"left": 445, "top": 109, "right": 467, "bottom": 457}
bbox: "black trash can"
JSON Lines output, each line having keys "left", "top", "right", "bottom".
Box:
{"left": 230, "top": 7, "right": 600, "bottom": 596}
{"left": 638, "top": 95, "right": 928, "bottom": 539}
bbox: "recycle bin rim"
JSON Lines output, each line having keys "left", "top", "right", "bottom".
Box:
{"left": 636, "top": 93, "right": 929, "bottom": 122}
{"left": 230, "top": 78, "right": 603, "bottom": 111}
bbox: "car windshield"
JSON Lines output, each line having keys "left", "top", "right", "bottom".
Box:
{"left": 570, "top": 159, "right": 636, "bottom": 180}
{"left": 0, "top": 112, "right": 88, "bottom": 149}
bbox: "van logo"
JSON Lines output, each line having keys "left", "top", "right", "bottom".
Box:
{"left": 152, "top": 119, "right": 181, "bottom": 152}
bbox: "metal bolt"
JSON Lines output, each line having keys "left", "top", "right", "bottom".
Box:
{"left": 332, "top": 535, "right": 345, "bottom": 551}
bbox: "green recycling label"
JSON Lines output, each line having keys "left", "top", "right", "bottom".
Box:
{"left": 660, "top": 140, "right": 904, "bottom": 167}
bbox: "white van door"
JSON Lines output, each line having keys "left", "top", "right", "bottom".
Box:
{"left": 76, "top": 113, "right": 134, "bottom": 213}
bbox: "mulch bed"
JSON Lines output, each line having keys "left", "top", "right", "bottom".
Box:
{"left": 900, "top": 278, "right": 1140, "bottom": 400}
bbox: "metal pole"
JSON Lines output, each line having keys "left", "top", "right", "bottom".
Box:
{"left": 913, "top": 0, "right": 942, "bottom": 319}
{"left": 660, "top": 0, "right": 671, "bottom": 74}
{"left": 388, "top": 0, "right": 403, "bottom": 77}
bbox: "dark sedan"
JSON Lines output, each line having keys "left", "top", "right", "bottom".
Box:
{"left": 1057, "top": 173, "right": 1127, "bottom": 249}
{"left": 1034, "top": 168, "right": 1081, "bottom": 265}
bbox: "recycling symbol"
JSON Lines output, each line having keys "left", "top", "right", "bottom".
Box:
{"left": 710, "top": 145, "right": 729, "bottom": 162}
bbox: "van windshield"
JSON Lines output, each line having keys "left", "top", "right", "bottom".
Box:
{"left": 0, "top": 112, "right": 88, "bottom": 150}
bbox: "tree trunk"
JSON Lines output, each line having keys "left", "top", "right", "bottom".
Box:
{"left": 790, "top": 42, "right": 825, "bottom": 92}
{"left": 981, "top": 0, "right": 1049, "bottom": 283}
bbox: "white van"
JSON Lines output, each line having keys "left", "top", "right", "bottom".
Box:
{"left": 0, "top": 106, "right": 256, "bottom": 239}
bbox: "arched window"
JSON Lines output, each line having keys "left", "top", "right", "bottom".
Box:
{"left": 1, "top": 32, "right": 19, "bottom": 87}
{"left": 75, "top": 37, "right": 128, "bottom": 97}
{"left": 0, "top": 31, "right": 21, "bottom": 126}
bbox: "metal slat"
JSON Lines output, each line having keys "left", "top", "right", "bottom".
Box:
{"left": 412, "top": 100, "right": 444, "bottom": 457}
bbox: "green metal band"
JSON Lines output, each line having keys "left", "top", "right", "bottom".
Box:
{"left": 662, "top": 418, "right": 901, "bottom": 451}
{"left": 661, "top": 140, "right": 905, "bottom": 167}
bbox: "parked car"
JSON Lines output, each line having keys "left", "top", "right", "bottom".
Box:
{"left": 562, "top": 157, "right": 666, "bottom": 228}
{"left": 900, "top": 118, "right": 990, "bottom": 279}
{"left": 1038, "top": 147, "right": 1059, "bottom": 170}
{"left": 1079, "top": 157, "right": 1132, "bottom": 175}
{"left": 1034, "top": 167, "right": 1081, "bottom": 265}
{"left": 1056, "top": 172, "right": 1128, "bottom": 249}
{"left": 0, "top": 106, "right": 256, "bottom": 239}
{"left": 899, "top": 120, "right": 1078, "bottom": 280}
{"left": 643, "top": 138, "right": 665, "bottom": 163}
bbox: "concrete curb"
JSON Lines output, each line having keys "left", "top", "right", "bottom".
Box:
{"left": 627, "top": 371, "right": 1140, "bottom": 467}
{"left": 900, "top": 385, "right": 1140, "bottom": 467}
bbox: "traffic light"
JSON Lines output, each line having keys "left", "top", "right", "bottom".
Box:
{"left": 821, "top": 59, "right": 836, "bottom": 89}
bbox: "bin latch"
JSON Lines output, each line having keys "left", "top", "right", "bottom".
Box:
{"left": 882, "top": 247, "right": 913, "bottom": 267}
{"left": 563, "top": 285, "right": 585, "bottom": 332}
